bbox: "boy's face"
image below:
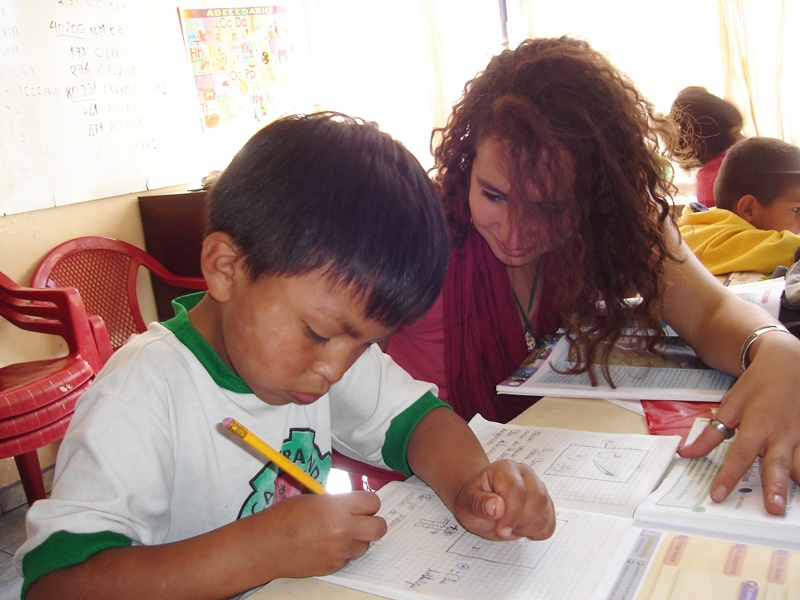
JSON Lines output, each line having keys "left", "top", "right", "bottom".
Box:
{"left": 208, "top": 267, "right": 393, "bottom": 406}
{"left": 745, "top": 183, "right": 800, "bottom": 234}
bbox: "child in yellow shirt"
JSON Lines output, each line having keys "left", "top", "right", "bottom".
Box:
{"left": 679, "top": 136, "right": 800, "bottom": 275}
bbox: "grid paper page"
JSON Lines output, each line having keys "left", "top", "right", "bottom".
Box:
{"left": 322, "top": 480, "right": 632, "bottom": 600}
{"left": 469, "top": 415, "right": 680, "bottom": 517}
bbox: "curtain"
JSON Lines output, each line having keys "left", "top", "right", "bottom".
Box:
{"left": 509, "top": 0, "right": 799, "bottom": 147}
{"left": 505, "top": 0, "right": 725, "bottom": 114}
{"left": 719, "top": 0, "right": 800, "bottom": 144}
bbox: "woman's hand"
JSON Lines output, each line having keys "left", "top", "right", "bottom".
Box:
{"left": 678, "top": 330, "right": 800, "bottom": 515}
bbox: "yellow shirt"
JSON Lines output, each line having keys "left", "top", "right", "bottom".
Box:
{"left": 678, "top": 204, "right": 800, "bottom": 275}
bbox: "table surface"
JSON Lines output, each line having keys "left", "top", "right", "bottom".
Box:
{"left": 248, "top": 397, "right": 648, "bottom": 599}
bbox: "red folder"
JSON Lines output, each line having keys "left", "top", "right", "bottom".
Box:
{"left": 640, "top": 400, "right": 716, "bottom": 444}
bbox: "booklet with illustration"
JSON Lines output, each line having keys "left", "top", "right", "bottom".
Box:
{"left": 495, "top": 277, "right": 785, "bottom": 403}
{"left": 320, "top": 416, "right": 800, "bottom": 600}
{"left": 496, "top": 333, "right": 735, "bottom": 402}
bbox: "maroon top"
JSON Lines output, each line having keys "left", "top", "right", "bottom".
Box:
{"left": 388, "top": 228, "right": 561, "bottom": 423}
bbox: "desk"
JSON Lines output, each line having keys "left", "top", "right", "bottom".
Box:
{"left": 249, "top": 397, "right": 647, "bottom": 599}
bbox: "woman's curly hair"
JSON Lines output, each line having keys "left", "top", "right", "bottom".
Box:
{"left": 432, "top": 36, "right": 682, "bottom": 384}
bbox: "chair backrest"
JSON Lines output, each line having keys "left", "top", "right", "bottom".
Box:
{"left": 0, "top": 270, "right": 105, "bottom": 373}
{"left": 31, "top": 236, "right": 207, "bottom": 350}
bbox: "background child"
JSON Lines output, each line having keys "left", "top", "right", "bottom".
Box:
{"left": 16, "top": 112, "right": 555, "bottom": 600}
{"left": 678, "top": 136, "right": 800, "bottom": 275}
{"left": 668, "top": 86, "right": 745, "bottom": 208}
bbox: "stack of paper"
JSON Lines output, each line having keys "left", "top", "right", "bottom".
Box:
{"left": 320, "top": 416, "right": 800, "bottom": 600}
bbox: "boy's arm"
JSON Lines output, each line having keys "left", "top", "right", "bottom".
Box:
{"left": 405, "top": 406, "right": 555, "bottom": 541}
{"left": 26, "top": 492, "right": 386, "bottom": 600}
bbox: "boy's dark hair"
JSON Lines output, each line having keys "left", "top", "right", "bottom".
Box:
{"left": 206, "top": 111, "right": 449, "bottom": 328}
{"left": 715, "top": 136, "right": 800, "bottom": 211}
{"left": 669, "top": 86, "right": 744, "bottom": 168}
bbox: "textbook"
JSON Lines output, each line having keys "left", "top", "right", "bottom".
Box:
{"left": 719, "top": 274, "right": 784, "bottom": 318}
{"left": 320, "top": 416, "right": 800, "bottom": 600}
{"left": 496, "top": 333, "right": 735, "bottom": 402}
{"left": 494, "top": 277, "right": 785, "bottom": 403}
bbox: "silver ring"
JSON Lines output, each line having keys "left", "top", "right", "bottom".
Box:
{"left": 708, "top": 418, "right": 736, "bottom": 439}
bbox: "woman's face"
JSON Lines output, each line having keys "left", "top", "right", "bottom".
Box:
{"left": 468, "top": 136, "right": 572, "bottom": 268}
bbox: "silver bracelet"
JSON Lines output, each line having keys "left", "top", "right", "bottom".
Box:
{"left": 739, "top": 323, "right": 791, "bottom": 374}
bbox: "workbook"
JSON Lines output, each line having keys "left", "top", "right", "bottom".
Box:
{"left": 495, "top": 277, "right": 786, "bottom": 403}
{"left": 717, "top": 274, "right": 784, "bottom": 318}
{"left": 320, "top": 416, "right": 800, "bottom": 600}
{"left": 496, "top": 333, "right": 735, "bottom": 402}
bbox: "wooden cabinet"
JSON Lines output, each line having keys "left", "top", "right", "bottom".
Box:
{"left": 138, "top": 191, "right": 207, "bottom": 320}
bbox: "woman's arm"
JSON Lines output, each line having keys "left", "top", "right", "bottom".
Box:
{"left": 659, "top": 226, "right": 800, "bottom": 515}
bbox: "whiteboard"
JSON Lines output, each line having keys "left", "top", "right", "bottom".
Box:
{"left": 0, "top": 0, "right": 311, "bottom": 215}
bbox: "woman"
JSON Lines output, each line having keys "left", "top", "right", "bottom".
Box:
{"left": 387, "top": 36, "right": 800, "bottom": 516}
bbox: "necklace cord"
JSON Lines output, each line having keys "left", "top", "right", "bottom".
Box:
{"left": 511, "top": 259, "right": 542, "bottom": 350}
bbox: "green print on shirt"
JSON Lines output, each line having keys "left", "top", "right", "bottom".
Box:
{"left": 239, "top": 428, "right": 331, "bottom": 517}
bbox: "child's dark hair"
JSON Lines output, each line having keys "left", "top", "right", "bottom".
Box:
{"left": 669, "top": 86, "right": 744, "bottom": 168}
{"left": 206, "top": 111, "right": 450, "bottom": 328}
{"left": 715, "top": 136, "right": 800, "bottom": 211}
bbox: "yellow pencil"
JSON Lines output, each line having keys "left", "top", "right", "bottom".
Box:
{"left": 223, "top": 417, "right": 327, "bottom": 495}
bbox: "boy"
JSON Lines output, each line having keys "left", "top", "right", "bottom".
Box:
{"left": 16, "top": 112, "right": 555, "bottom": 599}
{"left": 678, "top": 136, "right": 800, "bottom": 275}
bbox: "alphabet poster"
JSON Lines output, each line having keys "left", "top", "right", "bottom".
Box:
{"left": 179, "top": 5, "right": 306, "bottom": 132}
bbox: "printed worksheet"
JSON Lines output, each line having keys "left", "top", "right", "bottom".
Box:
{"left": 596, "top": 528, "right": 800, "bottom": 600}
{"left": 468, "top": 415, "right": 680, "bottom": 517}
{"left": 322, "top": 479, "right": 633, "bottom": 600}
{"left": 634, "top": 419, "right": 800, "bottom": 547}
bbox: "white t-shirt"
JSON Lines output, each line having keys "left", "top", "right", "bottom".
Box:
{"left": 16, "top": 294, "right": 442, "bottom": 593}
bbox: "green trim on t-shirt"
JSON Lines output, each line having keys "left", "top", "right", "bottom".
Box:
{"left": 21, "top": 530, "right": 131, "bottom": 598}
{"left": 162, "top": 294, "right": 450, "bottom": 476}
{"left": 382, "top": 391, "right": 451, "bottom": 476}
{"left": 161, "top": 292, "right": 252, "bottom": 394}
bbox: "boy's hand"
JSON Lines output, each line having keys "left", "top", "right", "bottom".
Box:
{"left": 252, "top": 490, "right": 387, "bottom": 578}
{"left": 23, "top": 490, "right": 388, "bottom": 599}
{"left": 451, "top": 459, "right": 555, "bottom": 541}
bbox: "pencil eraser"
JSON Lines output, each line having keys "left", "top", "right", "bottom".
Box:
{"left": 222, "top": 417, "right": 233, "bottom": 428}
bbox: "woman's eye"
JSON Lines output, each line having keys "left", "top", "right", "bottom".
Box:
{"left": 792, "top": 207, "right": 800, "bottom": 214}
{"left": 305, "top": 327, "right": 329, "bottom": 344}
{"left": 482, "top": 189, "right": 505, "bottom": 203}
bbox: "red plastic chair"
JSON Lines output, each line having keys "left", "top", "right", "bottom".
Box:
{"left": 32, "top": 236, "right": 207, "bottom": 351}
{"left": 0, "top": 270, "right": 109, "bottom": 506}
